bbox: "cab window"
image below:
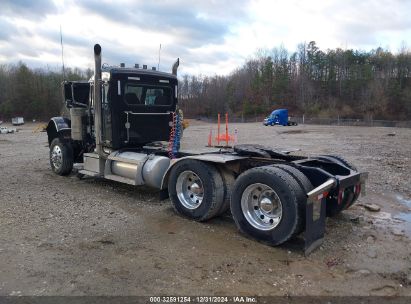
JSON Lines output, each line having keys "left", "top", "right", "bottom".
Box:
{"left": 123, "top": 83, "right": 172, "bottom": 106}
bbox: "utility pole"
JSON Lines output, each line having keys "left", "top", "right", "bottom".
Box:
{"left": 60, "top": 25, "right": 65, "bottom": 81}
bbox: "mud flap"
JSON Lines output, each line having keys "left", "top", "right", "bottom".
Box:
{"left": 303, "top": 178, "right": 336, "bottom": 255}
{"left": 304, "top": 194, "right": 327, "bottom": 255}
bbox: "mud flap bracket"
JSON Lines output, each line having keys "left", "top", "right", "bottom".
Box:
{"left": 304, "top": 178, "right": 336, "bottom": 255}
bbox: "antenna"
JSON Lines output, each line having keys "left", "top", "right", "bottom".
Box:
{"left": 60, "top": 25, "right": 66, "bottom": 81}
{"left": 158, "top": 43, "right": 161, "bottom": 71}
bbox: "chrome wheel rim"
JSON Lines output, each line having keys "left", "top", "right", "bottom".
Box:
{"left": 241, "top": 183, "right": 283, "bottom": 231}
{"left": 176, "top": 171, "right": 204, "bottom": 210}
{"left": 51, "top": 145, "right": 62, "bottom": 170}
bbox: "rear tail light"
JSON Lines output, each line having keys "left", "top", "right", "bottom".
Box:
{"left": 337, "top": 189, "right": 344, "bottom": 205}
{"left": 355, "top": 184, "right": 361, "bottom": 195}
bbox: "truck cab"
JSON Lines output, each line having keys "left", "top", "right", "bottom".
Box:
{"left": 101, "top": 68, "right": 178, "bottom": 149}
{"left": 263, "top": 109, "right": 289, "bottom": 126}
{"left": 58, "top": 67, "right": 178, "bottom": 152}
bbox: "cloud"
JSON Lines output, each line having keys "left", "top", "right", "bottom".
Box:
{"left": 0, "top": 0, "right": 57, "bottom": 18}
{"left": 0, "top": 19, "right": 18, "bottom": 41}
{"left": 0, "top": 0, "right": 410, "bottom": 75}
{"left": 75, "top": 0, "right": 249, "bottom": 47}
{"left": 321, "top": 0, "right": 411, "bottom": 48}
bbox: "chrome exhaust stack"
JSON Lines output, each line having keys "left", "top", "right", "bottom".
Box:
{"left": 79, "top": 44, "right": 105, "bottom": 177}
{"left": 93, "top": 44, "right": 103, "bottom": 156}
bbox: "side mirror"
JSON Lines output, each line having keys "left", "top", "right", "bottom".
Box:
{"left": 63, "top": 82, "right": 73, "bottom": 108}
{"left": 65, "top": 99, "right": 73, "bottom": 108}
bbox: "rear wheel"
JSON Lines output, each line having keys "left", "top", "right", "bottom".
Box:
{"left": 230, "top": 166, "right": 306, "bottom": 246}
{"left": 273, "top": 164, "right": 313, "bottom": 234}
{"left": 322, "top": 155, "right": 358, "bottom": 171}
{"left": 49, "top": 138, "right": 73, "bottom": 176}
{"left": 216, "top": 167, "right": 235, "bottom": 215}
{"left": 168, "top": 160, "right": 224, "bottom": 221}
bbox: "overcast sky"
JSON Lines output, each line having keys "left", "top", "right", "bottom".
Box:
{"left": 0, "top": 0, "right": 410, "bottom": 76}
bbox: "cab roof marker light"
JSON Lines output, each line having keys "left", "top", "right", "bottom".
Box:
{"left": 159, "top": 80, "right": 169, "bottom": 83}
{"left": 128, "top": 77, "right": 140, "bottom": 81}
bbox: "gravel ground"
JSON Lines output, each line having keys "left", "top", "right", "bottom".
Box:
{"left": 0, "top": 121, "right": 410, "bottom": 296}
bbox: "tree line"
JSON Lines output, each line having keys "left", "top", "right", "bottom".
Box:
{"left": 0, "top": 63, "right": 91, "bottom": 121}
{"left": 179, "top": 41, "right": 411, "bottom": 121}
{"left": 0, "top": 41, "right": 410, "bottom": 122}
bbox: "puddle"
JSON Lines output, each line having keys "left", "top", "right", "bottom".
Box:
{"left": 397, "top": 211, "right": 411, "bottom": 221}
{"left": 394, "top": 194, "right": 411, "bottom": 236}
{"left": 396, "top": 194, "right": 411, "bottom": 208}
{"left": 366, "top": 192, "right": 411, "bottom": 238}
{"left": 394, "top": 212, "right": 411, "bottom": 236}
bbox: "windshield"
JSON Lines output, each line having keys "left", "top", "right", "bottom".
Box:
{"left": 123, "top": 82, "right": 172, "bottom": 106}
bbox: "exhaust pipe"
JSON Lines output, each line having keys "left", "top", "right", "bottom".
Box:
{"left": 172, "top": 58, "right": 179, "bottom": 76}
{"left": 93, "top": 44, "right": 103, "bottom": 156}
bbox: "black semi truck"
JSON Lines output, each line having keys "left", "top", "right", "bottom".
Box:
{"left": 46, "top": 44, "right": 367, "bottom": 254}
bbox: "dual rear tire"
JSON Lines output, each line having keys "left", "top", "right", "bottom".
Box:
{"left": 230, "top": 165, "right": 312, "bottom": 245}
{"left": 168, "top": 160, "right": 312, "bottom": 246}
{"left": 167, "top": 160, "right": 226, "bottom": 221}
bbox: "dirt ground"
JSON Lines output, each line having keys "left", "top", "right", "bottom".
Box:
{"left": 0, "top": 121, "right": 410, "bottom": 297}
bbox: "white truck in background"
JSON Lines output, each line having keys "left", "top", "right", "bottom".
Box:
{"left": 12, "top": 117, "right": 24, "bottom": 126}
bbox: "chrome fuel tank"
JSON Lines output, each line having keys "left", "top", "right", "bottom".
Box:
{"left": 142, "top": 155, "right": 171, "bottom": 189}
{"left": 111, "top": 161, "right": 138, "bottom": 180}
{"left": 105, "top": 151, "right": 170, "bottom": 188}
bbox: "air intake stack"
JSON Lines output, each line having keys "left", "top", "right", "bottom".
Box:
{"left": 172, "top": 58, "right": 179, "bottom": 75}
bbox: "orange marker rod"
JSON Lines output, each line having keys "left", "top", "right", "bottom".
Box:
{"left": 225, "top": 113, "right": 229, "bottom": 146}
{"left": 217, "top": 113, "right": 221, "bottom": 145}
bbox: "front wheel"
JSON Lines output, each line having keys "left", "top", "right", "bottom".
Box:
{"left": 230, "top": 166, "right": 306, "bottom": 246}
{"left": 49, "top": 138, "right": 73, "bottom": 176}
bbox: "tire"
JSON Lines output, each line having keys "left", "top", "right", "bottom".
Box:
{"left": 272, "top": 164, "right": 313, "bottom": 234}
{"left": 319, "top": 155, "right": 358, "bottom": 217}
{"left": 168, "top": 159, "right": 224, "bottom": 221}
{"left": 323, "top": 155, "right": 358, "bottom": 171}
{"left": 49, "top": 137, "right": 73, "bottom": 176}
{"left": 216, "top": 167, "right": 236, "bottom": 215}
{"left": 230, "top": 166, "right": 306, "bottom": 246}
{"left": 325, "top": 155, "right": 360, "bottom": 209}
